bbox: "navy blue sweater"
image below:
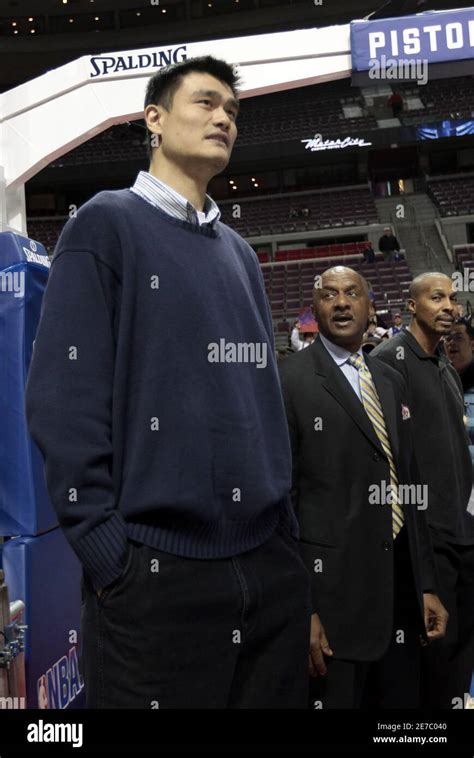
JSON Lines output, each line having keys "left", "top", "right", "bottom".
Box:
{"left": 25, "top": 190, "right": 296, "bottom": 590}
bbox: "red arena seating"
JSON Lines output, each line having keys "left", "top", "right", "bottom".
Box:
{"left": 264, "top": 251, "right": 412, "bottom": 329}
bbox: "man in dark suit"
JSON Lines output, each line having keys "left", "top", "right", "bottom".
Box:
{"left": 279, "top": 265, "right": 447, "bottom": 708}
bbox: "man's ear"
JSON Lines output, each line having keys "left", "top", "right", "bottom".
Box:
{"left": 407, "top": 298, "right": 416, "bottom": 316}
{"left": 144, "top": 103, "right": 164, "bottom": 145}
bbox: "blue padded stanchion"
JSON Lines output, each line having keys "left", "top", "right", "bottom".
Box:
{"left": 2, "top": 530, "right": 85, "bottom": 709}
{"left": 0, "top": 232, "right": 56, "bottom": 535}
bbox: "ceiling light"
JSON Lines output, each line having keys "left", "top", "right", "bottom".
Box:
{"left": 162, "top": 8, "right": 167, "bottom": 12}
{"left": 232, "top": 185, "right": 237, "bottom": 190}
{"left": 229, "top": 179, "right": 234, "bottom": 184}
{"left": 136, "top": 11, "right": 141, "bottom": 16}
{"left": 28, "top": 17, "right": 34, "bottom": 22}
{"left": 13, "top": 29, "right": 18, "bottom": 34}
{"left": 30, "top": 29, "right": 36, "bottom": 33}
{"left": 62, "top": 0, "right": 68, "bottom": 5}
{"left": 69, "top": 17, "right": 74, "bottom": 22}
{"left": 94, "top": 16, "right": 99, "bottom": 21}
{"left": 12, "top": 21, "right": 17, "bottom": 26}
{"left": 254, "top": 183, "right": 259, "bottom": 187}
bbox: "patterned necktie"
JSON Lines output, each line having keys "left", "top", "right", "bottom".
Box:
{"left": 349, "top": 353, "right": 404, "bottom": 539}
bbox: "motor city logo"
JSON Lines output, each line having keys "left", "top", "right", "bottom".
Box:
{"left": 302, "top": 134, "right": 373, "bottom": 152}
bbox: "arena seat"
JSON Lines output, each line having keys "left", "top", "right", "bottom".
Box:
{"left": 428, "top": 176, "right": 474, "bottom": 217}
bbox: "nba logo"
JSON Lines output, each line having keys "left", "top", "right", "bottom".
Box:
{"left": 401, "top": 404, "right": 411, "bottom": 421}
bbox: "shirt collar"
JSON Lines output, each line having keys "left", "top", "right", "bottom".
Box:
{"left": 319, "top": 333, "right": 364, "bottom": 367}
{"left": 403, "top": 327, "right": 448, "bottom": 364}
{"left": 131, "top": 170, "right": 221, "bottom": 226}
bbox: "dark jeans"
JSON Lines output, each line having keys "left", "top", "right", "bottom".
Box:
{"left": 80, "top": 523, "right": 312, "bottom": 708}
{"left": 309, "top": 527, "right": 422, "bottom": 709}
{"left": 421, "top": 533, "right": 474, "bottom": 708}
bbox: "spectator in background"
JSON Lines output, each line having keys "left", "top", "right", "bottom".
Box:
{"left": 290, "top": 321, "right": 305, "bottom": 351}
{"left": 367, "top": 281, "right": 376, "bottom": 305}
{"left": 387, "top": 312, "right": 405, "bottom": 338}
{"left": 388, "top": 91, "right": 404, "bottom": 117}
{"left": 445, "top": 317, "right": 474, "bottom": 457}
{"left": 362, "top": 242, "right": 375, "bottom": 264}
{"left": 363, "top": 321, "right": 380, "bottom": 343}
{"left": 290, "top": 322, "right": 316, "bottom": 351}
{"left": 302, "top": 332, "right": 316, "bottom": 347}
{"left": 378, "top": 227, "right": 400, "bottom": 262}
{"left": 368, "top": 300, "right": 388, "bottom": 331}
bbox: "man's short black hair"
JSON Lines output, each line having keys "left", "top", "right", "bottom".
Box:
{"left": 144, "top": 55, "right": 241, "bottom": 158}
{"left": 453, "top": 317, "right": 474, "bottom": 340}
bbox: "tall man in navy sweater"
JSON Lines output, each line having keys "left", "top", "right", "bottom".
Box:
{"left": 25, "top": 56, "right": 311, "bottom": 708}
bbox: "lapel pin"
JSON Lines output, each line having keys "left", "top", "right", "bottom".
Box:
{"left": 401, "top": 404, "right": 411, "bottom": 421}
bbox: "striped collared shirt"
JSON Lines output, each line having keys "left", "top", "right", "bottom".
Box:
{"left": 319, "top": 332, "right": 365, "bottom": 401}
{"left": 130, "top": 170, "right": 220, "bottom": 227}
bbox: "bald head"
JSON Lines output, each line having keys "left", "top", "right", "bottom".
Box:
{"left": 316, "top": 266, "right": 370, "bottom": 298}
{"left": 408, "top": 272, "right": 452, "bottom": 301}
{"left": 313, "top": 266, "right": 371, "bottom": 352}
{"left": 407, "top": 271, "right": 456, "bottom": 342}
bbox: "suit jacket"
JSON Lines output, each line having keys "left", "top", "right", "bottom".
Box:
{"left": 279, "top": 335, "right": 437, "bottom": 662}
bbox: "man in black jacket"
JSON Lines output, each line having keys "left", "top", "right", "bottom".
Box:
{"left": 379, "top": 227, "right": 400, "bottom": 261}
{"left": 373, "top": 273, "right": 474, "bottom": 708}
{"left": 279, "top": 266, "right": 447, "bottom": 709}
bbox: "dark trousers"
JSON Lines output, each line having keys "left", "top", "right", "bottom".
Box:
{"left": 80, "top": 523, "right": 312, "bottom": 708}
{"left": 309, "top": 527, "right": 422, "bottom": 709}
{"left": 421, "top": 532, "right": 474, "bottom": 708}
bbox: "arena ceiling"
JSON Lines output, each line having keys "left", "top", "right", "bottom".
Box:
{"left": 0, "top": 0, "right": 472, "bottom": 91}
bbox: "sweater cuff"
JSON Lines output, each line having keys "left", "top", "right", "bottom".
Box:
{"left": 73, "top": 511, "right": 129, "bottom": 592}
